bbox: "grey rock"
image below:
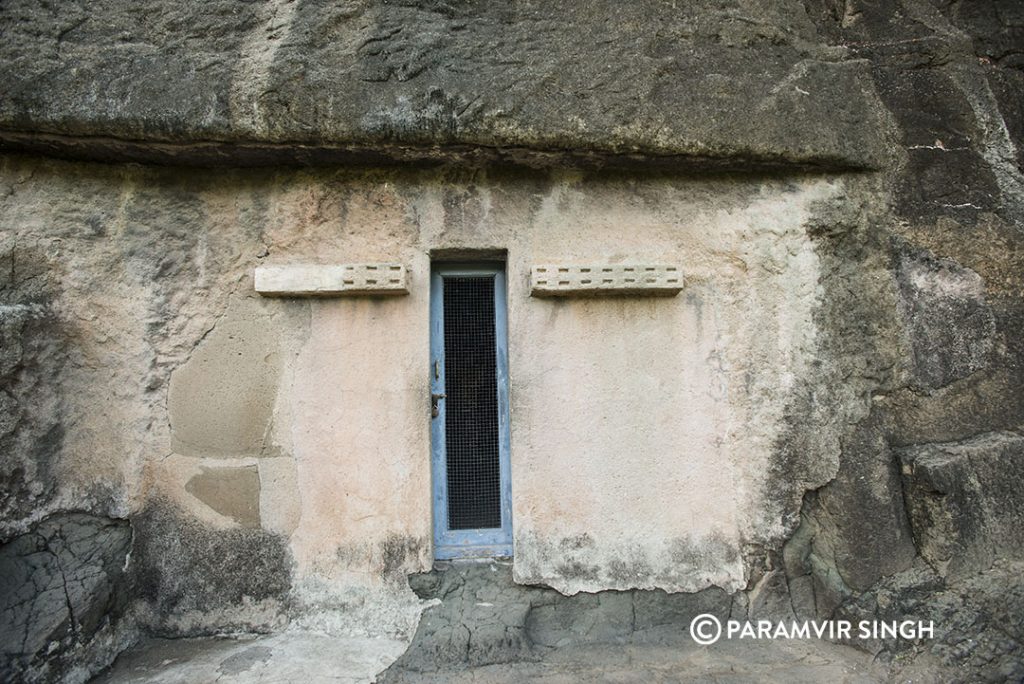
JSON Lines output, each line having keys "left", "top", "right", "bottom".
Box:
{"left": 787, "top": 575, "right": 817, "bottom": 621}
{"left": 746, "top": 570, "right": 797, "bottom": 623}
{"left": 935, "top": 0, "right": 1024, "bottom": 68}
{"left": 382, "top": 561, "right": 733, "bottom": 680}
{"left": 0, "top": 1, "right": 888, "bottom": 171}
{"left": 809, "top": 411, "right": 917, "bottom": 592}
{"left": 876, "top": 66, "right": 1002, "bottom": 222}
{"left": 898, "top": 431, "right": 1024, "bottom": 579}
{"left": 896, "top": 247, "right": 996, "bottom": 390}
{"left": 632, "top": 586, "right": 731, "bottom": 633}
{"left": 837, "top": 561, "right": 1024, "bottom": 682}
{"left": 986, "top": 67, "right": 1024, "bottom": 173}
{"left": 0, "top": 513, "right": 132, "bottom": 683}
{"left": 0, "top": 246, "right": 66, "bottom": 531}
{"left": 887, "top": 367, "right": 1024, "bottom": 449}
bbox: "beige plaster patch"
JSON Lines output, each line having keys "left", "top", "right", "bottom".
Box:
{"left": 169, "top": 296, "right": 282, "bottom": 458}
{"left": 185, "top": 464, "right": 261, "bottom": 528}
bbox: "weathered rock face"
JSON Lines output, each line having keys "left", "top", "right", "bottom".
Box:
{"left": 0, "top": 246, "right": 67, "bottom": 530}
{"left": 899, "top": 432, "right": 1024, "bottom": 579}
{"left": 895, "top": 247, "right": 996, "bottom": 391}
{"left": 836, "top": 562, "right": 1024, "bottom": 683}
{"left": 0, "top": 1, "right": 1022, "bottom": 683}
{"left": 380, "top": 561, "right": 734, "bottom": 679}
{"left": 0, "top": 0, "right": 888, "bottom": 170}
{"left": 773, "top": 0, "right": 1024, "bottom": 677}
{"left": 0, "top": 514, "right": 133, "bottom": 684}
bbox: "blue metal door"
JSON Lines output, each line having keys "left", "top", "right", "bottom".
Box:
{"left": 430, "top": 263, "right": 512, "bottom": 559}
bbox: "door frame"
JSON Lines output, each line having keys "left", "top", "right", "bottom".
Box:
{"left": 429, "top": 262, "right": 513, "bottom": 559}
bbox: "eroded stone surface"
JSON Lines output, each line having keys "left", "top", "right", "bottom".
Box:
{"left": 0, "top": 246, "right": 66, "bottom": 533}
{"left": 0, "top": 1, "right": 888, "bottom": 170}
{"left": 837, "top": 561, "right": 1024, "bottom": 683}
{"left": 895, "top": 247, "right": 995, "bottom": 390}
{"left": 898, "top": 432, "right": 1024, "bottom": 579}
{"left": 381, "top": 562, "right": 733, "bottom": 677}
{"left": 0, "top": 513, "right": 132, "bottom": 684}
{"left": 95, "top": 629, "right": 888, "bottom": 684}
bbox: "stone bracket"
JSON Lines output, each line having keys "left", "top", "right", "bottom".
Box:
{"left": 530, "top": 264, "right": 683, "bottom": 297}
{"left": 255, "top": 264, "right": 408, "bottom": 297}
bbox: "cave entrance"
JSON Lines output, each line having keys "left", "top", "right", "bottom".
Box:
{"left": 429, "top": 261, "right": 512, "bottom": 559}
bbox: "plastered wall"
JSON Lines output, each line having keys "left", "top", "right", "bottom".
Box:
{"left": 1, "top": 157, "right": 879, "bottom": 610}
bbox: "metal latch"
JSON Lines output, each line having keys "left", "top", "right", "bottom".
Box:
{"left": 431, "top": 393, "right": 446, "bottom": 418}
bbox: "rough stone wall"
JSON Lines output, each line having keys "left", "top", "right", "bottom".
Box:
{"left": 776, "top": 1, "right": 1024, "bottom": 678}
{"left": 0, "top": 0, "right": 888, "bottom": 169}
{"left": 0, "top": 514, "right": 132, "bottom": 683}
{"left": 0, "top": 1, "right": 1022, "bottom": 682}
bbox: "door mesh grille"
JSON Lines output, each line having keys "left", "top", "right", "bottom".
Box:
{"left": 443, "top": 276, "right": 502, "bottom": 530}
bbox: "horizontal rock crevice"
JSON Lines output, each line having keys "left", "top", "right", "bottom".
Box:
{"left": 0, "top": 130, "right": 880, "bottom": 173}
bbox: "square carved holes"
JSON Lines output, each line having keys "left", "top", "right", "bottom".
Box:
{"left": 255, "top": 264, "right": 408, "bottom": 297}
{"left": 530, "top": 264, "right": 683, "bottom": 297}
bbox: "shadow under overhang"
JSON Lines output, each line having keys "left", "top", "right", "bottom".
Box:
{"left": 0, "top": 129, "right": 877, "bottom": 175}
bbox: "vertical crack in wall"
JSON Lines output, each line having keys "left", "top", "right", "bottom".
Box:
{"left": 48, "top": 530, "right": 79, "bottom": 641}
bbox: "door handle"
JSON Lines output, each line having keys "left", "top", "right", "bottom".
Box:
{"left": 431, "top": 393, "right": 446, "bottom": 418}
